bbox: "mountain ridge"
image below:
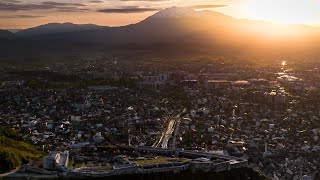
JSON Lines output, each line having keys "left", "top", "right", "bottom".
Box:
{"left": 0, "top": 30, "right": 14, "bottom": 40}
{"left": 16, "top": 22, "right": 107, "bottom": 37}
{"left": 1, "top": 7, "right": 320, "bottom": 59}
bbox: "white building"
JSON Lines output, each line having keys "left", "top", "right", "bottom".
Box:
{"left": 43, "top": 151, "right": 69, "bottom": 170}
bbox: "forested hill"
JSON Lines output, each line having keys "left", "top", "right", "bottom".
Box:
{"left": 0, "top": 127, "right": 43, "bottom": 172}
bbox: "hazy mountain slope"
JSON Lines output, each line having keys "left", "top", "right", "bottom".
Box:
{"left": 2, "top": 7, "right": 320, "bottom": 59}
{"left": 32, "top": 7, "right": 235, "bottom": 47}
{"left": 43, "top": 7, "right": 319, "bottom": 51}
{"left": 16, "top": 23, "right": 106, "bottom": 37}
{"left": 0, "top": 30, "right": 14, "bottom": 40}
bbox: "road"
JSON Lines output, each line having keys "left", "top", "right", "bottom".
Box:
{"left": 153, "top": 109, "right": 186, "bottom": 149}
{"left": 161, "top": 118, "right": 176, "bottom": 149}
{"left": 152, "top": 116, "right": 172, "bottom": 148}
{"left": 171, "top": 118, "right": 181, "bottom": 149}
{"left": 0, "top": 167, "right": 20, "bottom": 177}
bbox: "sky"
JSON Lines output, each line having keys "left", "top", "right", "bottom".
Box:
{"left": 1, "top": 0, "right": 320, "bottom": 29}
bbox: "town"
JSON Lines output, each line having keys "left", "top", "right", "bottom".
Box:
{"left": 0, "top": 57, "right": 320, "bottom": 179}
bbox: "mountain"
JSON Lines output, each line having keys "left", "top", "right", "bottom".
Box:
{"left": 16, "top": 22, "right": 106, "bottom": 37}
{"left": 50, "top": 7, "right": 320, "bottom": 56}
{"left": 35, "top": 7, "right": 236, "bottom": 45}
{"left": 1, "top": 7, "right": 320, "bottom": 59}
{"left": 7, "top": 29, "right": 22, "bottom": 33}
{"left": 0, "top": 30, "right": 14, "bottom": 40}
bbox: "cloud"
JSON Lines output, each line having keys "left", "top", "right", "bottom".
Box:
{"left": 188, "top": 5, "right": 228, "bottom": 9}
{"left": 58, "top": 8, "right": 90, "bottom": 12}
{"left": 0, "top": 1, "right": 87, "bottom": 11}
{"left": 96, "top": 4, "right": 228, "bottom": 15}
{"left": 90, "top": 0, "right": 105, "bottom": 3}
{"left": 119, "top": 0, "right": 169, "bottom": 1}
{"left": 42, "top": 1, "right": 86, "bottom": 7}
{"left": 0, "top": 15, "right": 45, "bottom": 18}
{"left": 98, "top": 6, "right": 160, "bottom": 13}
{"left": 1, "top": 0, "right": 21, "bottom": 3}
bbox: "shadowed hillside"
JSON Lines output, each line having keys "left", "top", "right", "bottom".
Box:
{"left": 0, "top": 127, "right": 43, "bottom": 172}
{"left": 1, "top": 7, "right": 320, "bottom": 60}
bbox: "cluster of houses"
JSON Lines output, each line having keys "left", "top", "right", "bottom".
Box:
{"left": 1, "top": 58, "right": 320, "bottom": 179}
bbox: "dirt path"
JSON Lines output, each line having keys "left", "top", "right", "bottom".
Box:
{"left": 0, "top": 167, "right": 20, "bottom": 177}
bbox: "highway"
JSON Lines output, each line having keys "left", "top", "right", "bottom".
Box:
{"left": 161, "top": 118, "right": 176, "bottom": 148}
{"left": 153, "top": 109, "right": 186, "bottom": 149}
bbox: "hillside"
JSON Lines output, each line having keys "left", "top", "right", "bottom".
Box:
{"left": 16, "top": 23, "right": 105, "bottom": 37}
{"left": 0, "top": 127, "right": 43, "bottom": 172}
{"left": 0, "top": 30, "right": 14, "bottom": 40}
{"left": 1, "top": 7, "right": 320, "bottom": 59}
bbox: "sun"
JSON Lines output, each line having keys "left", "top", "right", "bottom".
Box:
{"left": 247, "top": 0, "right": 320, "bottom": 25}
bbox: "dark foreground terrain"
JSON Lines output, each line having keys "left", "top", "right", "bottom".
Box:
{"left": 1, "top": 168, "right": 269, "bottom": 180}
{"left": 107, "top": 168, "right": 268, "bottom": 180}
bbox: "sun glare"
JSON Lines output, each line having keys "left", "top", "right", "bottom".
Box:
{"left": 247, "top": 0, "right": 320, "bottom": 25}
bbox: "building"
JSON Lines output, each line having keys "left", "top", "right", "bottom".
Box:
{"left": 277, "top": 75, "right": 302, "bottom": 85}
{"left": 88, "top": 86, "right": 118, "bottom": 91}
{"left": 43, "top": 151, "right": 69, "bottom": 170}
{"left": 202, "top": 73, "right": 238, "bottom": 80}
{"left": 264, "top": 87, "right": 286, "bottom": 104}
{"left": 137, "top": 81, "right": 166, "bottom": 91}
{"left": 233, "top": 80, "right": 250, "bottom": 89}
{"left": 205, "top": 80, "right": 232, "bottom": 89}
{"left": 137, "top": 75, "right": 169, "bottom": 91}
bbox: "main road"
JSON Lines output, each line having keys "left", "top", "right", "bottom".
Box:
{"left": 153, "top": 109, "right": 186, "bottom": 149}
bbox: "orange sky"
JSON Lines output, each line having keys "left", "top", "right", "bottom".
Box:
{"left": 1, "top": 0, "right": 320, "bottom": 29}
